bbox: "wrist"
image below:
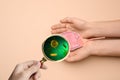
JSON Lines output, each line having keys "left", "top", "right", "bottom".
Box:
{"left": 85, "top": 22, "right": 105, "bottom": 38}
{"left": 81, "top": 22, "right": 97, "bottom": 38}
{"left": 89, "top": 40, "right": 107, "bottom": 56}
{"left": 83, "top": 40, "right": 96, "bottom": 56}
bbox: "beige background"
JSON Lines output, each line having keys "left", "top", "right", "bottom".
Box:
{"left": 0, "top": 0, "right": 120, "bottom": 80}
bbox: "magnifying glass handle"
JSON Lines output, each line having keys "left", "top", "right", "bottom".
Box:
{"left": 40, "top": 57, "right": 47, "bottom": 68}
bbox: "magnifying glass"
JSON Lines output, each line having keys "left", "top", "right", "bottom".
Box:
{"left": 40, "top": 34, "right": 70, "bottom": 64}
{"left": 40, "top": 31, "right": 84, "bottom": 67}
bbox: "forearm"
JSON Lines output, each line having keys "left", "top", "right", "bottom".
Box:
{"left": 89, "top": 20, "right": 120, "bottom": 38}
{"left": 91, "top": 39, "right": 120, "bottom": 57}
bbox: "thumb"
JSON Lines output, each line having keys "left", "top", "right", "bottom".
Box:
{"left": 65, "top": 48, "right": 90, "bottom": 62}
{"left": 60, "top": 17, "right": 73, "bottom": 23}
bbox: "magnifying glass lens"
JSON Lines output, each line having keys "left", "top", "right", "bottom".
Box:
{"left": 42, "top": 35, "right": 69, "bottom": 61}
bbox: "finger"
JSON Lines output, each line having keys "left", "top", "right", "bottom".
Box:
{"left": 51, "top": 28, "right": 67, "bottom": 34}
{"left": 22, "top": 60, "right": 38, "bottom": 68}
{"left": 29, "top": 77, "right": 34, "bottom": 80}
{"left": 14, "top": 60, "right": 38, "bottom": 74}
{"left": 66, "top": 53, "right": 89, "bottom": 62}
{"left": 65, "top": 49, "right": 89, "bottom": 62}
{"left": 51, "top": 24, "right": 66, "bottom": 30}
{"left": 60, "top": 17, "right": 73, "bottom": 23}
{"left": 65, "top": 55, "right": 80, "bottom": 62}
{"left": 34, "top": 70, "right": 41, "bottom": 80}
{"left": 40, "top": 64, "right": 47, "bottom": 69}
{"left": 25, "top": 62, "right": 40, "bottom": 78}
{"left": 61, "top": 17, "right": 86, "bottom": 25}
{"left": 69, "top": 52, "right": 77, "bottom": 57}
{"left": 28, "top": 63, "right": 47, "bottom": 80}
{"left": 64, "top": 52, "right": 76, "bottom": 61}
{"left": 65, "top": 54, "right": 87, "bottom": 62}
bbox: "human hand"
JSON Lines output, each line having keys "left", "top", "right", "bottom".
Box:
{"left": 64, "top": 40, "right": 94, "bottom": 62}
{"left": 8, "top": 60, "right": 47, "bottom": 80}
{"left": 51, "top": 17, "right": 93, "bottom": 62}
{"left": 51, "top": 17, "right": 95, "bottom": 38}
{"left": 65, "top": 38, "right": 120, "bottom": 62}
{"left": 51, "top": 17, "right": 120, "bottom": 62}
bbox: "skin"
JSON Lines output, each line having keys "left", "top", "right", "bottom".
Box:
{"left": 8, "top": 60, "right": 47, "bottom": 80}
{"left": 51, "top": 17, "right": 120, "bottom": 62}
{"left": 65, "top": 39, "right": 120, "bottom": 62}
{"left": 8, "top": 18, "right": 120, "bottom": 79}
{"left": 51, "top": 17, "right": 120, "bottom": 38}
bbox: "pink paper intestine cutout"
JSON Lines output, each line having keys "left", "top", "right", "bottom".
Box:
{"left": 61, "top": 31, "right": 83, "bottom": 51}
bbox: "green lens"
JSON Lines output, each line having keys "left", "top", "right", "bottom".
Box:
{"left": 42, "top": 35, "right": 69, "bottom": 61}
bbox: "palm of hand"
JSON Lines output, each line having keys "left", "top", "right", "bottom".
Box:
{"left": 64, "top": 19, "right": 87, "bottom": 33}
{"left": 65, "top": 38, "right": 93, "bottom": 62}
